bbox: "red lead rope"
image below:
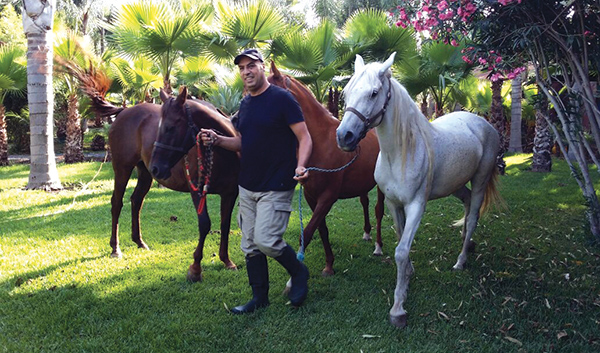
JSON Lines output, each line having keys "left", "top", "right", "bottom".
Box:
{"left": 184, "top": 132, "right": 213, "bottom": 215}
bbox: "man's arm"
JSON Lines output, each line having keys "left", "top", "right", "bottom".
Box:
{"left": 290, "top": 121, "right": 312, "bottom": 182}
{"left": 200, "top": 128, "right": 242, "bottom": 152}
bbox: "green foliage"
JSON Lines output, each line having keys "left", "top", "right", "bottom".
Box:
{"left": 0, "top": 44, "right": 26, "bottom": 104}
{"left": 1, "top": 156, "right": 600, "bottom": 352}
{"left": 0, "top": 3, "right": 25, "bottom": 48}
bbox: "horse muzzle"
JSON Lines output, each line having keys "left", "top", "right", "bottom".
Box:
{"left": 336, "top": 127, "right": 359, "bottom": 152}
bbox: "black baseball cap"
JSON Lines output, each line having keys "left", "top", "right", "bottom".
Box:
{"left": 234, "top": 48, "right": 264, "bottom": 65}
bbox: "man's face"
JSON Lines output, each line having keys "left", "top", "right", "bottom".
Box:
{"left": 237, "top": 56, "right": 266, "bottom": 94}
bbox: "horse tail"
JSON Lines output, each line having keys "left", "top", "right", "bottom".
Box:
{"left": 451, "top": 166, "right": 505, "bottom": 228}
{"left": 56, "top": 57, "right": 125, "bottom": 118}
{"left": 480, "top": 166, "right": 506, "bottom": 215}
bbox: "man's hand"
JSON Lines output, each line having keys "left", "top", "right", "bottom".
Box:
{"left": 200, "top": 129, "right": 218, "bottom": 147}
{"left": 294, "top": 166, "right": 309, "bottom": 184}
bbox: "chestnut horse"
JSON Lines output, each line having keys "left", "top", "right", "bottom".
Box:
{"left": 79, "top": 71, "right": 239, "bottom": 282}
{"left": 268, "top": 61, "right": 385, "bottom": 276}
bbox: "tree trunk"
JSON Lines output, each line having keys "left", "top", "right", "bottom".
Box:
{"left": 0, "top": 104, "right": 8, "bottom": 166}
{"left": 23, "top": 0, "right": 62, "bottom": 190}
{"left": 531, "top": 93, "right": 552, "bottom": 172}
{"left": 490, "top": 79, "right": 507, "bottom": 174}
{"left": 327, "top": 86, "right": 339, "bottom": 119}
{"left": 64, "top": 92, "right": 84, "bottom": 163}
{"left": 508, "top": 74, "right": 523, "bottom": 153}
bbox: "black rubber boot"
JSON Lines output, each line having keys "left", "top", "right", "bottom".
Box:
{"left": 275, "top": 245, "right": 309, "bottom": 307}
{"left": 231, "top": 253, "right": 270, "bottom": 314}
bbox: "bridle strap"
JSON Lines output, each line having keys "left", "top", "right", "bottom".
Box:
{"left": 343, "top": 76, "right": 392, "bottom": 130}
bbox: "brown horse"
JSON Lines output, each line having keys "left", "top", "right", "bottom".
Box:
{"left": 79, "top": 70, "right": 239, "bottom": 282}
{"left": 268, "top": 61, "right": 385, "bottom": 276}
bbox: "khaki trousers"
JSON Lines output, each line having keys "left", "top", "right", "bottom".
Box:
{"left": 238, "top": 186, "right": 294, "bottom": 257}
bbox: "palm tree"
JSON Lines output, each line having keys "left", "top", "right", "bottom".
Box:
{"left": 508, "top": 72, "right": 524, "bottom": 152}
{"left": 104, "top": 0, "right": 212, "bottom": 93}
{"left": 23, "top": 0, "right": 62, "bottom": 190}
{"left": 0, "top": 44, "right": 26, "bottom": 166}
{"left": 270, "top": 19, "right": 341, "bottom": 103}
{"left": 54, "top": 30, "right": 87, "bottom": 163}
{"left": 108, "top": 55, "right": 163, "bottom": 104}
{"left": 204, "top": 0, "right": 288, "bottom": 62}
{"left": 396, "top": 40, "right": 472, "bottom": 118}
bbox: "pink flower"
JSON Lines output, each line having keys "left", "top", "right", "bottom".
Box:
{"left": 437, "top": 1, "right": 448, "bottom": 11}
{"left": 451, "top": 39, "right": 458, "bottom": 46}
{"left": 478, "top": 57, "right": 487, "bottom": 65}
{"left": 507, "top": 72, "right": 516, "bottom": 79}
{"left": 490, "top": 73, "right": 502, "bottom": 82}
{"left": 495, "top": 56, "right": 502, "bottom": 63}
{"left": 462, "top": 55, "right": 472, "bottom": 64}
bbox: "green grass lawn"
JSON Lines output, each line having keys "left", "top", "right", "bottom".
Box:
{"left": 1, "top": 154, "right": 599, "bottom": 352}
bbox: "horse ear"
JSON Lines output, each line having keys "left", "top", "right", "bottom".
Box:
{"left": 270, "top": 60, "right": 281, "bottom": 77}
{"left": 379, "top": 52, "right": 396, "bottom": 77}
{"left": 159, "top": 88, "right": 169, "bottom": 103}
{"left": 355, "top": 54, "right": 365, "bottom": 73}
{"left": 176, "top": 86, "right": 187, "bottom": 106}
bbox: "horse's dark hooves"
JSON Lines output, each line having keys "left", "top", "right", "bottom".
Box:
{"left": 187, "top": 265, "right": 203, "bottom": 282}
{"left": 390, "top": 314, "right": 408, "bottom": 328}
{"left": 137, "top": 242, "right": 150, "bottom": 250}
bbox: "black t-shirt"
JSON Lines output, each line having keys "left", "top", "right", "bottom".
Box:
{"left": 232, "top": 85, "right": 304, "bottom": 191}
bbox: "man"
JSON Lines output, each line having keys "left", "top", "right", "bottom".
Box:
{"left": 200, "top": 48, "right": 313, "bottom": 314}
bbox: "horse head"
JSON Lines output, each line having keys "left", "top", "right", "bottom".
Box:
{"left": 150, "top": 86, "right": 197, "bottom": 180}
{"left": 336, "top": 52, "right": 396, "bottom": 152}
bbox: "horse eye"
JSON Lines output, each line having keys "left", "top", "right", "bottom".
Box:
{"left": 371, "top": 90, "right": 379, "bottom": 98}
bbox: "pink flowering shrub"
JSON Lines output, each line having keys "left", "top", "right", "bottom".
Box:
{"left": 391, "top": 0, "right": 526, "bottom": 81}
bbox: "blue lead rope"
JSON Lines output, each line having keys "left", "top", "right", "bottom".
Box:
{"left": 295, "top": 150, "right": 360, "bottom": 262}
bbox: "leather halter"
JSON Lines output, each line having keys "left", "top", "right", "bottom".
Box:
{"left": 153, "top": 104, "right": 199, "bottom": 153}
{"left": 343, "top": 75, "right": 392, "bottom": 136}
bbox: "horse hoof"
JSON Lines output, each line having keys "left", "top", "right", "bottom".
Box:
{"left": 224, "top": 261, "right": 238, "bottom": 270}
{"left": 321, "top": 268, "right": 334, "bottom": 277}
{"left": 362, "top": 232, "right": 372, "bottom": 241}
{"left": 390, "top": 314, "right": 408, "bottom": 328}
{"left": 137, "top": 242, "right": 150, "bottom": 250}
{"left": 187, "top": 264, "right": 203, "bottom": 282}
{"left": 373, "top": 243, "right": 383, "bottom": 256}
{"left": 452, "top": 264, "right": 465, "bottom": 271}
{"left": 110, "top": 250, "right": 122, "bottom": 258}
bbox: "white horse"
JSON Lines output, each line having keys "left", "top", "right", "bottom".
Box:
{"left": 336, "top": 53, "right": 502, "bottom": 328}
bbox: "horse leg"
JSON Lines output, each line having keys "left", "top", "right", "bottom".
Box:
{"left": 187, "top": 192, "right": 211, "bottom": 282}
{"left": 373, "top": 187, "right": 385, "bottom": 256}
{"left": 389, "top": 201, "right": 424, "bottom": 329}
{"left": 218, "top": 191, "right": 238, "bottom": 270}
{"left": 130, "top": 162, "right": 152, "bottom": 250}
{"left": 299, "top": 192, "right": 336, "bottom": 275}
{"left": 110, "top": 164, "right": 135, "bottom": 258}
{"left": 453, "top": 183, "right": 485, "bottom": 271}
{"left": 452, "top": 186, "right": 476, "bottom": 254}
{"left": 359, "top": 193, "right": 372, "bottom": 241}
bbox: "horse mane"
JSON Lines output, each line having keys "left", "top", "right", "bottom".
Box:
{"left": 55, "top": 58, "right": 125, "bottom": 118}
{"left": 285, "top": 76, "right": 339, "bottom": 123}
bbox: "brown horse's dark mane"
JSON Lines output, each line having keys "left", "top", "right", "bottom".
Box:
{"left": 277, "top": 74, "right": 339, "bottom": 123}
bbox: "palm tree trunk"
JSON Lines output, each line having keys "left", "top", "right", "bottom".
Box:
{"left": 531, "top": 93, "right": 552, "bottom": 172}
{"left": 23, "top": 0, "right": 62, "bottom": 190}
{"left": 508, "top": 74, "right": 523, "bottom": 153}
{"left": 490, "top": 79, "right": 507, "bottom": 174}
{"left": 0, "top": 104, "right": 8, "bottom": 166}
{"left": 64, "top": 92, "right": 84, "bottom": 163}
